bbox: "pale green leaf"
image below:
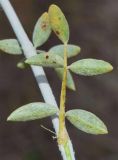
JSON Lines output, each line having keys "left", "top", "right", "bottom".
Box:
{"left": 7, "top": 102, "right": 58, "bottom": 121}
{"left": 0, "top": 39, "right": 22, "bottom": 55}
{"left": 55, "top": 68, "right": 76, "bottom": 91}
{"left": 17, "top": 59, "right": 29, "bottom": 69}
{"left": 33, "top": 12, "right": 51, "bottom": 48}
{"left": 25, "top": 52, "right": 64, "bottom": 68}
{"left": 48, "top": 4, "right": 69, "bottom": 43}
{"left": 69, "top": 58, "right": 113, "bottom": 76}
{"left": 49, "top": 44, "right": 81, "bottom": 58}
{"left": 66, "top": 109, "right": 108, "bottom": 135}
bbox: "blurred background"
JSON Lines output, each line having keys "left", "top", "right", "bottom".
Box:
{"left": 0, "top": 0, "right": 118, "bottom": 160}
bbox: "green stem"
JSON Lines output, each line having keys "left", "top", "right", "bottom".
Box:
{"left": 64, "top": 141, "right": 74, "bottom": 160}
{"left": 58, "top": 43, "right": 74, "bottom": 160}
{"left": 57, "top": 43, "right": 74, "bottom": 160}
{"left": 58, "top": 42, "right": 68, "bottom": 145}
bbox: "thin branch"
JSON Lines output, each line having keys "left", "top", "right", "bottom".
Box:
{"left": 0, "top": 0, "right": 75, "bottom": 160}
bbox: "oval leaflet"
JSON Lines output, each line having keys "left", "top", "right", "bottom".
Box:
{"left": 25, "top": 52, "right": 64, "bottom": 68}
{"left": 33, "top": 12, "right": 51, "bottom": 48}
{"left": 49, "top": 44, "right": 81, "bottom": 58}
{"left": 7, "top": 102, "right": 58, "bottom": 121}
{"left": 66, "top": 109, "right": 108, "bottom": 135}
{"left": 0, "top": 39, "right": 22, "bottom": 55}
{"left": 69, "top": 58, "right": 113, "bottom": 76}
{"left": 48, "top": 4, "right": 69, "bottom": 43}
{"left": 55, "top": 68, "right": 76, "bottom": 91}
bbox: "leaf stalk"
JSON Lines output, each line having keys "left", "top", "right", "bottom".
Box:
{"left": 58, "top": 42, "right": 68, "bottom": 145}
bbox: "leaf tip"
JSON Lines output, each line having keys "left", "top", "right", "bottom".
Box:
{"left": 109, "top": 64, "right": 113, "bottom": 72}
{"left": 69, "top": 84, "right": 76, "bottom": 91}
{"left": 25, "top": 59, "right": 30, "bottom": 64}
{"left": 42, "top": 11, "right": 48, "bottom": 16}
{"left": 41, "top": 12, "right": 49, "bottom": 21}
{"left": 7, "top": 112, "right": 19, "bottom": 121}
{"left": 77, "top": 46, "right": 81, "bottom": 54}
{"left": 25, "top": 58, "right": 34, "bottom": 65}
{"left": 49, "top": 4, "right": 58, "bottom": 10}
{"left": 100, "top": 126, "right": 108, "bottom": 135}
{"left": 7, "top": 115, "right": 13, "bottom": 121}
